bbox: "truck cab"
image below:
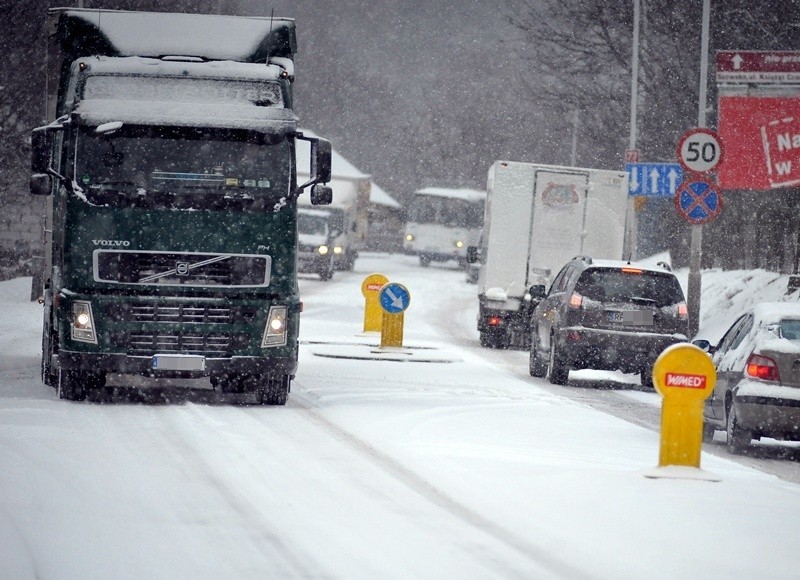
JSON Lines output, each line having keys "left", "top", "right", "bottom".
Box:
{"left": 31, "top": 9, "right": 332, "bottom": 404}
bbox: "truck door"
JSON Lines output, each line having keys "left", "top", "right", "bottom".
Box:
{"left": 529, "top": 171, "right": 589, "bottom": 286}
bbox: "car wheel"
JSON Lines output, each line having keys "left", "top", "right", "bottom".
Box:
{"left": 726, "top": 403, "right": 751, "bottom": 454}
{"left": 529, "top": 335, "right": 547, "bottom": 378}
{"left": 546, "top": 336, "right": 569, "bottom": 385}
{"left": 640, "top": 362, "right": 655, "bottom": 390}
{"left": 702, "top": 420, "right": 716, "bottom": 443}
{"left": 319, "top": 263, "right": 334, "bottom": 281}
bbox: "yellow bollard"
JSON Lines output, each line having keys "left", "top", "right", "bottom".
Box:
{"left": 380, "top": 312, "right": 405, "bottom": 348}
{"left": 361, "top": 273, "right": 389, "bottom": 332}
{"left": 378, "top": 282, "right": 411, "bottom": 348}
{"left": 652, "top": 343, "right": 716, "bottom": 467}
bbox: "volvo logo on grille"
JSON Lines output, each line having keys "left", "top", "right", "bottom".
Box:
{"left": 176, "top": 262, "right": 190, "bottom": 276}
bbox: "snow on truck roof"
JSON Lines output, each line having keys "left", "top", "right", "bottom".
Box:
{"left": 414, "top": 187, "right": 487, "bottom": 202}
{"left": 49, "top": 8, "right": 296, "bottom": 63}
{"left": 74, "top": 99, "right": 296, "bottom": 133}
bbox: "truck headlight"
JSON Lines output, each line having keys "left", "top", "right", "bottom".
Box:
{"left": 317, "top": 245, "right": 329, "bottom": 255}
{"left": 333, "top": 246, "right": 343, "bottom": 255}
{"left": 71, "top": 300, "right": 97, "bottom": 344}
{"left": 261, "top": 305, "right": 288, "bottom": 347}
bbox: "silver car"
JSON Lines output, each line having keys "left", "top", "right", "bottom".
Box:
{"left": 699, "top": 302, "right": 800, "bottom": 454}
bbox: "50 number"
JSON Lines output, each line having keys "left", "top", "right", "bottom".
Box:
{"left": 686, "top": 141, "right": 717, "bottom": 163}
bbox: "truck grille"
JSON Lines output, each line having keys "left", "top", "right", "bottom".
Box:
{"left": 115, "top": 331, "right": 250, "bottom": 356}
{"left": 94, "top": 250, "right": 271, "bottom": 287}
{"left": 105, "top": 302, "right": 257, "bottom": 324}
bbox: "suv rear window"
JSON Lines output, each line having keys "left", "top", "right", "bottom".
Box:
{"left": 575, "top": 268, "right": 684, "bottom": 307}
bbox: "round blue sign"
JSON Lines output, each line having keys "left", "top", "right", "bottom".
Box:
{"left": 674, "top": 179, "right": 722, "bottom": 225}
{"left": 379, "top": 283, "right": 411, "bottom": 314}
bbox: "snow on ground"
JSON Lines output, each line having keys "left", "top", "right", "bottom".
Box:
{"left": 1, "top": 256, "right": 799, "bottom": 579}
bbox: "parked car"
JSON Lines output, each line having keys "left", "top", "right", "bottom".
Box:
{"left": 696, "top": 302, "right": 800, "bottom": 454}
{"left": 529, "top": 256, "right": 689, "bottom": 387}
{"left": 297, "top": 208, "right": 335, "bottom": 281}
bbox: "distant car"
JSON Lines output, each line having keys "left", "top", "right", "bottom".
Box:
{"left": 697, "top": 302, "right": 800, "bottom": 454}
{"left": 297, "top": 208, "right": 335, "bottom": 281}
{"left": 529, "top": 256, "right": 689, "bottom": 387}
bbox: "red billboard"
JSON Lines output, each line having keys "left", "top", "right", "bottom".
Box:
{"left": 717, "top": 96, "right": 800, "bottom": 190}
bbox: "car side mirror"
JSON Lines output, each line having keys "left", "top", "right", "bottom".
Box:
{"left": 528, "top": 284, "right": 546, "bottom": 300}
{"left": 692, "top": 339, "right": 714, "bottom": 354}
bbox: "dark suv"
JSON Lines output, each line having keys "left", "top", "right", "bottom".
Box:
{"left": 529, "top": 256, "right": 689, "bottom": 388}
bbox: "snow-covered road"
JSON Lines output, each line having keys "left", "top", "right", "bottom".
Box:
{"left": 2, "top": 254, "right": 800, "bottom": 579}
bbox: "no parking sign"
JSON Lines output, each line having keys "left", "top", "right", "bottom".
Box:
{"left": 674, "top": 179, "right": 722, "bottom": 225}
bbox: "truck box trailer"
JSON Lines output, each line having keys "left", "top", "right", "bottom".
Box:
{"left": 470, "top": 161, "right": 628, "bottom": 349}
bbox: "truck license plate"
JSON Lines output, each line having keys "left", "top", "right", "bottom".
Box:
{"left": 152, "top": 354, "right": 206, "bottom": 371}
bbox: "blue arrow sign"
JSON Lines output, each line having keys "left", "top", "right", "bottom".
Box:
{"left": 625, "top": 163, "right": 683, "bottom": 197}
{"left": 379, "top": 283, "right": 411, "bottom": 314}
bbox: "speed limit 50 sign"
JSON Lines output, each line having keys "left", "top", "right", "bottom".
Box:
{"left": 677, "top": 128, "right": 723, "bottom": 174}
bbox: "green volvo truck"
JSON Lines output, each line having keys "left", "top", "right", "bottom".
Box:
{"left": 30, "top": 9, "right": 332, "bottom": 404}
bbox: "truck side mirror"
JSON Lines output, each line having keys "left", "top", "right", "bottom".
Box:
{"left": 30, "top": 174, "right": 52, "bottom": 196}
{"left": 310, "top": 184, "right": 332, "bottom": 206}
{"left": 295, "top": 133, "right": 333, "bottom": 199}
{"left": 466, "top": 246, "right": 478, "bottom": 264}
{"left": 31, "top": 128, "right": 52, "bottom": 175}
{"left": 311, "top": 138, "right": 332, "bottom": 184}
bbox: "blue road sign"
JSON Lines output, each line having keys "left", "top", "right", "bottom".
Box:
{"left": 625, "top": 163, "right": 683, "bottom": 197}
{"left": 674, "top": 179, "right": 722, "bottom": 225}
{"left": 379, "top": 283, "right": 411, "bottom": 314}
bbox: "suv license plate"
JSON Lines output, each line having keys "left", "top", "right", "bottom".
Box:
{"left": 607, "top": 310, "right": 654, "bottom": 326}
{"left": 152, "top": 354, "right": 206, "bottom": 371}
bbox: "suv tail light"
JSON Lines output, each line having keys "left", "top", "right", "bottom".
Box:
{"left": 568, "top": 292, "right": 583, "bottom": 309}
{"left": 746, "top": 353, "right": 781, "bottom": 382}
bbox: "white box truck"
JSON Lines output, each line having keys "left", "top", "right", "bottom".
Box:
{"left": 469, "top": 161, "right": 629, "bottom": 348}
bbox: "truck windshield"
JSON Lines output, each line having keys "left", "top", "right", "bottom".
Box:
{"left": 298, "top": 213, "right": 329, "bottom": 236}
{"left": 74, "top": 126, "right": 291, "bottom": 211}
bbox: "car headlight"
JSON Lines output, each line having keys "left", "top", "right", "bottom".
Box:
{"left": 317, "top": 245, "right": 329, "bottom": 255}
{"left": 405, "top": 234, "right": 414, "bottom": 242}
{"left": 261, "top": 305, "right": 288, "bottom": 347}
{"left": 333, "top": 246, "right": 344, "bottom": 255}
{"left": 455, "top": 240, "right": 464, "bottom": 248}
{"left": 71, "top": 300, "right": 97, "bottom": 343}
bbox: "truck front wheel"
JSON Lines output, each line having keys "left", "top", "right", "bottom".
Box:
{"left": 58, "top": 370, "right": 103, "bottom": 401}
{"left": 261, "top": 374, "right": 290, "bottom": 406}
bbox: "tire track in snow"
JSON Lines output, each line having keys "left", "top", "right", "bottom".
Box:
{"left": 149, "top": 407, "right": 323, "bottom": 577}
{"left": 290, "top": 393, "right": 593, "bottom": 580}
